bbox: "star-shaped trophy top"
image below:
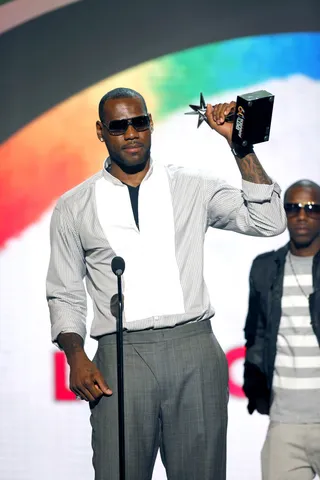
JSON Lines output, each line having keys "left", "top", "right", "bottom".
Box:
{"left": 185, "top": 92, "right": 209, "bottom": 128}
{"left": 185, "top": 92, "right": 234, "bottom": 128}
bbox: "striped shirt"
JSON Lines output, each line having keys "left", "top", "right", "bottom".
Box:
{"left": 270, "top": 253, "right": 320, "bottom": 423}
{"left": 46, "top": 158, "right": 286, "bottom": 343}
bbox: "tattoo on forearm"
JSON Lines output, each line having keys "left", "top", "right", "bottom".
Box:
{"left": 235, "top": 152, "right": 272, "bottom": 184}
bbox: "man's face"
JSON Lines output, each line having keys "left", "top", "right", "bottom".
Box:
{"left": 96, "top": 97, "right": 153, "bottom": 169}
{"left": 285, "top": 186, "right": 320, "bottom": 248}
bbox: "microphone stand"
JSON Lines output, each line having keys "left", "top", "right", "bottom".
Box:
{"left": 116, "top": 273, "right": 125, "bottom": 480}
{"left": 111, "top": 256, "right": 126, "bottom": 480}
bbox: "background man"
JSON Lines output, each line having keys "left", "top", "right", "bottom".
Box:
{"left": 243, "top": 179, "right": 320, "bottom": 479}
{"left": 47, "top": 87, "right": 286, "bottom": 480}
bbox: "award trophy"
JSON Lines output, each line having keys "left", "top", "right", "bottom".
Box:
{"left": 185, "top": 90, "right": 275, "bottom": 146}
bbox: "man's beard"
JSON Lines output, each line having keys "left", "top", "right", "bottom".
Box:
{"left": 291, "top": 234, "right": 319, "bottom": 250}
{"left": 110, "top": 147, "right": 151, "bottom": 174}
{"left": 292, "top": 238, "right": 313, "bottom": 249}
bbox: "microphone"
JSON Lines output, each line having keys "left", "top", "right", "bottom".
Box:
{"left": 111, "top": 256, "right": 125, "bottom": 276}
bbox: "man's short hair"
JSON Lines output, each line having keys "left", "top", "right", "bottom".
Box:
{"left": 284, "top": 179, "right": 320, "bottom": 202}
{"left": 98, "top": 88, "right": 148, "bottom": 122}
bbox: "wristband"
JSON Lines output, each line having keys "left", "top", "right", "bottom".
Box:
{"left": 231, "top": 143, "right": 254, "bottom": 159}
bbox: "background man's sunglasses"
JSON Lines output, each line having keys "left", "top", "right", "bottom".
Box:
{"left": 284, "top": 202, "right": 320, "bottom": 218}
{"left": 102, "top": 115, "right": 150, "bottom": 136}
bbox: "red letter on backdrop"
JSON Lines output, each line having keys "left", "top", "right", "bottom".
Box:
{"left": 54, "top": 351, "right": 76, "bottom": 401}
{"left": 226, "top": 346, "right": 246, "bottom": 398}
{"left": 54, "top": 347, "right": 246, "bottom": 401}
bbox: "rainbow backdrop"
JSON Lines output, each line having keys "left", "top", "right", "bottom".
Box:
{"left": 0, "top": 32, "right": 319, "bottom": 248}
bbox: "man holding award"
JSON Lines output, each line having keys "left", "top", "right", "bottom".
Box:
{"left": 46, "top": 87, "right": 286, "bottom": 480}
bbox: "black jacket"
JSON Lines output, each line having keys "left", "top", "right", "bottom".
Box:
{"left": 243, "top": 244, "right": 320, "bottom": 415}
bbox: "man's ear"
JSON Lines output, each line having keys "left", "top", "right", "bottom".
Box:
{"left": 96, "top": 120, "right": 104, "bottom": 141}
{"left": 149, "top": 114, "right": 154, "bottom": 133}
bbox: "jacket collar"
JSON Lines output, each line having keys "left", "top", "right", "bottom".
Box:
{"left": 274, "top": 242, "right": 320, "bottom": 267}
{"left": 274, "top": 243, "right": 290, "bottom": 266}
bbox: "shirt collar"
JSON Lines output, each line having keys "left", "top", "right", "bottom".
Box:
{"left": 102, "top": 156, "right": 154, "bottom": 185}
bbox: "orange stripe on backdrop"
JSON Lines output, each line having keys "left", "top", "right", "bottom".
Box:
{"left": 0, "top": 66, "right": 158, "bottom": 248}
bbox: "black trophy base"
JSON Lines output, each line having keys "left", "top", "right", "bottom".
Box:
{"left": 231, "top": 90, "right": 274, "bottom": 146}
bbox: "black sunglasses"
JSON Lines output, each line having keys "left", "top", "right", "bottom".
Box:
{"left": 102, "top": 114, "right": 151, "bottom": 136}
{"left": 284, "top": 202, "right": 320, "bottom": 218}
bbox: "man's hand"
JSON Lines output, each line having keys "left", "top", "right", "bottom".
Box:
{"left": 205, "top": 101, "right": 236, "bottom": 144}
{"left": 205, "top": 101, "right": 272, "bottom": 184}
{"left": 57, "top": 332, "right": 112, "bottom": 401}
{"left": 69, "top": 351, "right": 112, "bottom": 402}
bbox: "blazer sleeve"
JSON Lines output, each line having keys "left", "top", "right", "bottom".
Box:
{"left": 243, "top": 259, "right": 270, "bottom": 414}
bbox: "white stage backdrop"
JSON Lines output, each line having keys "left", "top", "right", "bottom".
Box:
{"left": 0, "top": 31, "right": 320, "bottom": 480}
